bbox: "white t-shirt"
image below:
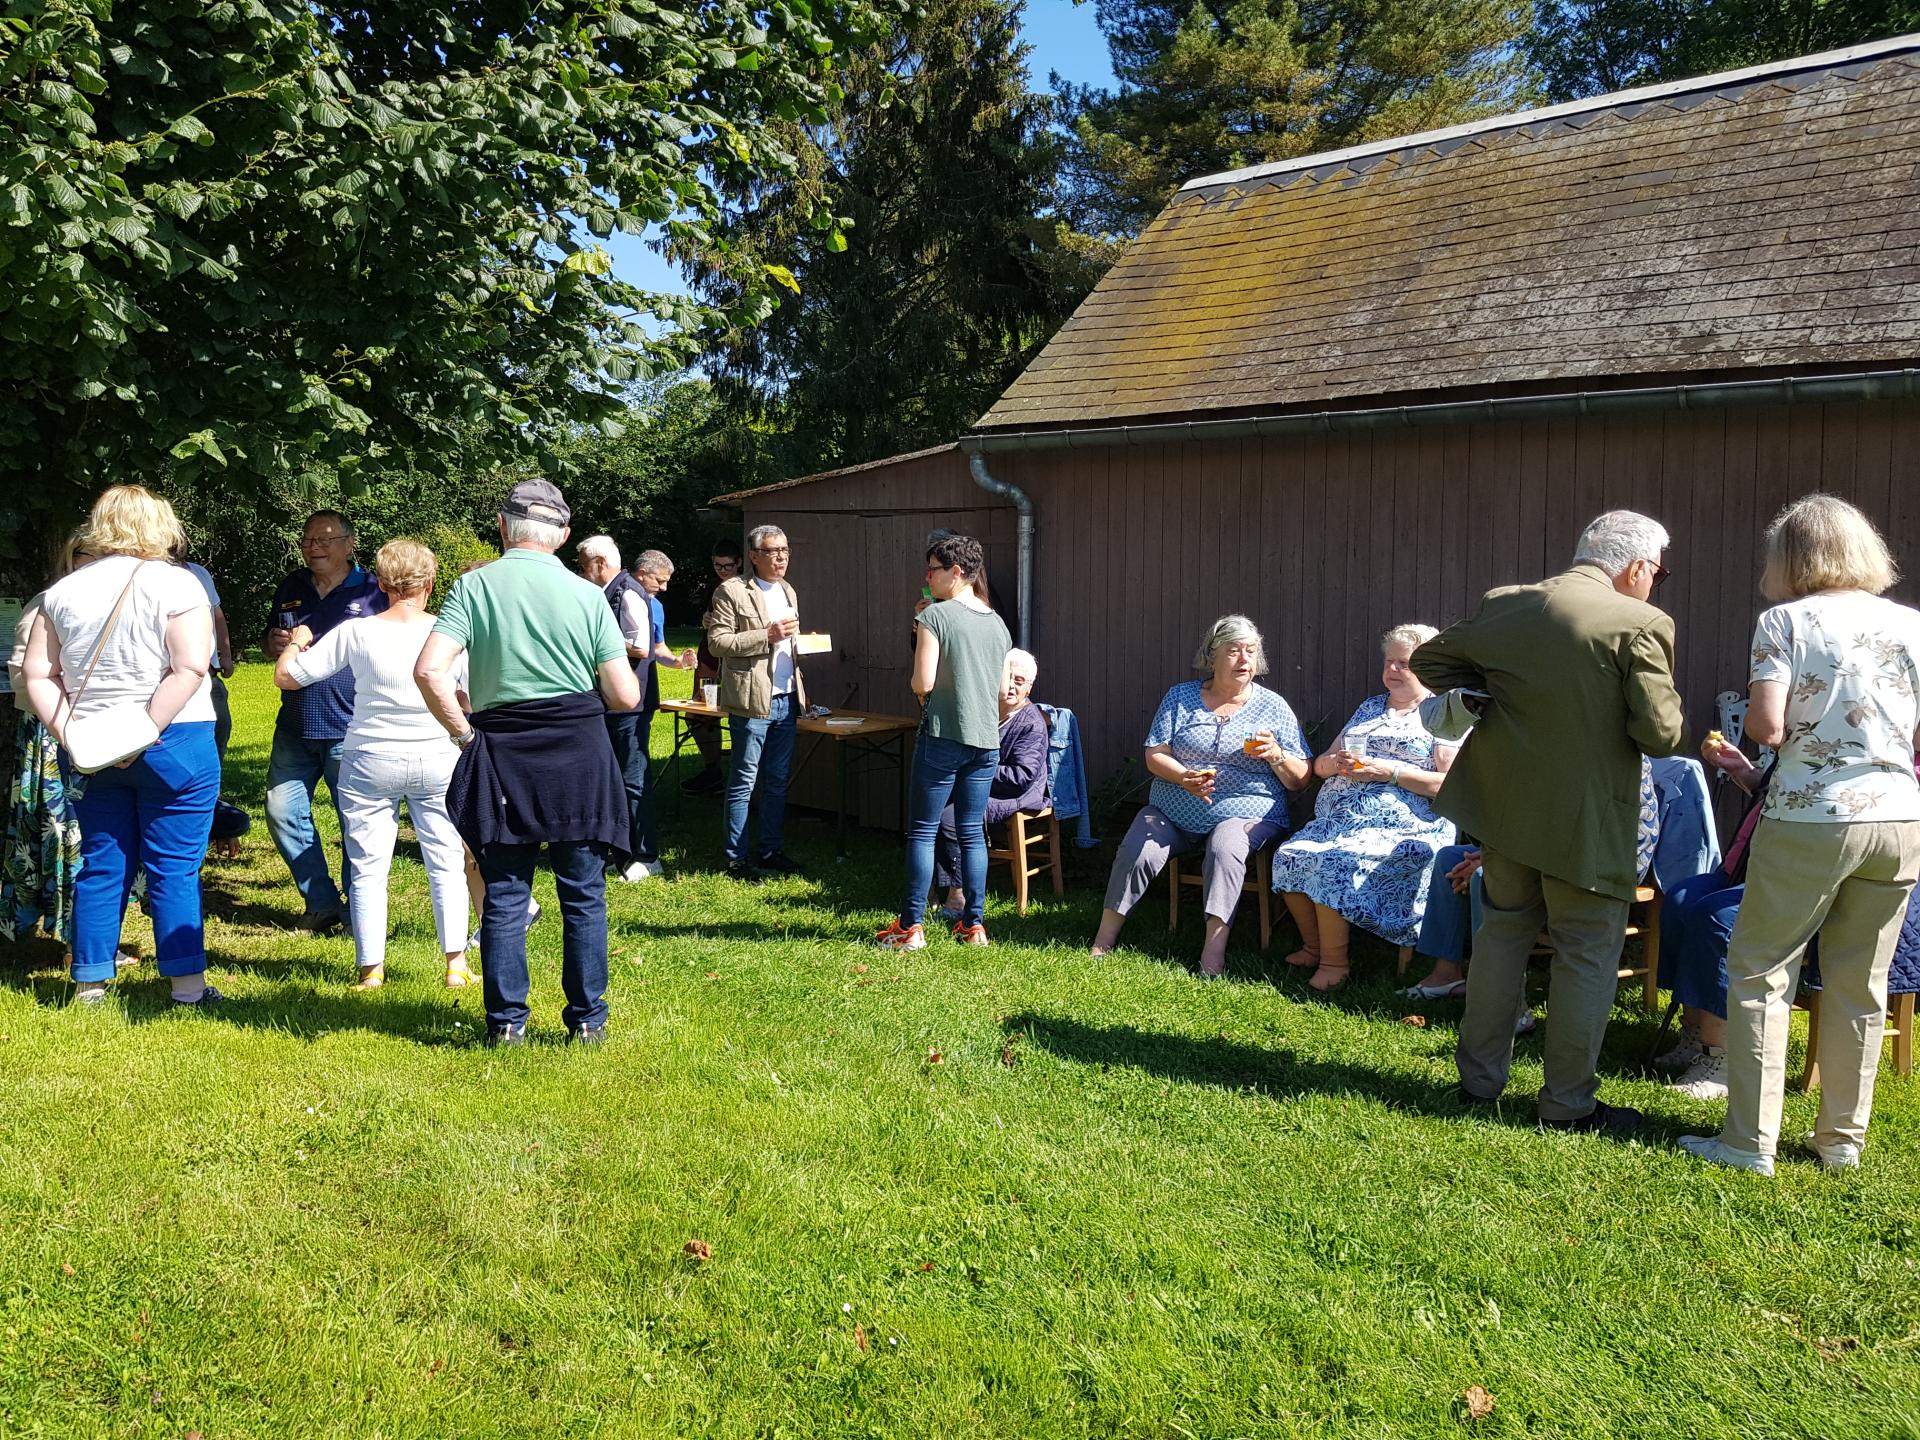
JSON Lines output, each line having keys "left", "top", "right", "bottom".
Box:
{"left": 755, "top": 576, "right": 796, "bottom": 696}
{"left": 615, "top": 587, "right": 648, "bottom": 654}
{"left": 1750, "top": 591, "right": 1920, "bottom": 822}
{"left": 40, "top": 556, "right": 214, "bottom": 725}
{"left": 289, "top": 613, "right": 467, "bottom": 754}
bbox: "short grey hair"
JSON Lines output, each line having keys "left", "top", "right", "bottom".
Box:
{"left": 503, "top": 515, "right": 568, "bottom": 549}
{"left": 1382, "top": 623, "right": 1437, "bottom": 651}
{"left": 1573, "top": 510, "right": 1670, "bottom": 577}
{"left": 1192, "top": 614, "right": 1267, "bottom": 675}
{"left": 747, "top": 525, "right": 787, "bottom": 553}
{"left": 576, "top": 534, "right": 620, "bottom": 568}
{"left": 634, "top": 548, "right": 674, "bottom": 578}
{"left": 1005, "top": 647, "right": 1038, "bottom": 682}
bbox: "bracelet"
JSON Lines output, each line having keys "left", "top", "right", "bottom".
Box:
{"left": 1389, "top": 763, "right": 1403, "bottom": 787}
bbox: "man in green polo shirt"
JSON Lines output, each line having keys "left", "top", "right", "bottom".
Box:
{"left": 415, "top": 478, "right": 639, "bottom": 1049}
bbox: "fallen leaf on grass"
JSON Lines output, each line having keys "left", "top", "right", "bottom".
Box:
{"left": 703, "top": 972, "right": 719, "bottom": 980}
{"left": 59, "top": 1263, "right": 74, "bottom": 1277}
{"left": 1463, "top": 1384, "right": 1495, "bottom": 1420}
{"left": 683, "top": 1239, "right": 712, "bottom": 1261}
{"left": 925, "top": 1048, "right": 944, "bottom": 1065}
{"left": 919, "top": 1262, "right": 935, "bottom": 1272}
{"left": 853, "top": 1323, "right": 868, "bottom": 1352}
{"left": 1000, "top": 1045, "right": 1017, "bottom": 1067}
{"left": 852, "top": 963, "right": 868, "bottom": 974}
{"left": 1400, "top": 1014, "right": 1428, "bottom": 1028}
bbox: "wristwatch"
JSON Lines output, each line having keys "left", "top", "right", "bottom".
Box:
{"left": 451, "top": 727, "right": 478, "bottom": 750}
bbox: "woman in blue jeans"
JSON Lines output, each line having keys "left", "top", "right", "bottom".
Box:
{"left": 21, "top": 485, "right": 219, "bottom": 1006}
{"left": 878, "top": 533, "right": 1012, "bottom": 950}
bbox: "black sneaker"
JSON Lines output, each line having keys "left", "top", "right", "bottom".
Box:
{"left": 755, "top": 851, "right": 803, "bottom": 876}
{"left": 171, "top": 985, "right": 224, "bottom": 1008}
{"left": 1454, "top": 1085, "right": 1500, "bottom": 1111}
{"left": 725, "top": 860, "right": 760, "bottom": 883}
{"left": 294, "top": 910, "right": 345, "bottom": 934}
{"left": 1540, "top": 1100, "right": 1643, "bottom": 1136}
{"left": 484, "top": 1022, "right": 528, "bottom": 1049}
{"left": 569, "top": 1022, "right": 607, "bottom": 1047}
{"left": 681, "top": 766, "right": 725, "bottom": 796}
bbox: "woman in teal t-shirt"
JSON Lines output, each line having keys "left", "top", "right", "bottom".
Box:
{"left": 878, "top": 533, "right": 1012, "bottom": 950}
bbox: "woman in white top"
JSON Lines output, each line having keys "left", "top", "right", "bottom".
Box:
{"left": 276, "top": 539, "right": 471, "bottom": 990}
{"left": 1683, "top": 495, "right": 1920, "bottom": 1177}
{"left": 21, "top": 487, "right": 218, "bottom": 1006}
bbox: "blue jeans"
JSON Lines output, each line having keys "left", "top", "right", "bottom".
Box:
{"left": 265, "top": 727, "right": 350, "bottom": 916}
{"left": 1658, "top": 869, "right": 1744, "bottom": 1019}
{"left": 606, "top": 709, "right": 658, "bottom": 863}
{"left": 724, "top": 693, "right": 796, "bottom": 864}
{"left": 69, "top": 722, "right": 220, "bottom": 983}
{"left": 476, "top": 839, "right": 610, "bottom": 1033}
{"left": 902, "top": 734, "right": 997, "bottom": 928}
{"left": 1415, "top": 844, "right": 1484, "bottom": 963}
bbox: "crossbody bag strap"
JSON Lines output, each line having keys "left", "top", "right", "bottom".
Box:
{"left": 53, "top": 560, "right": 146, "bottom": 730}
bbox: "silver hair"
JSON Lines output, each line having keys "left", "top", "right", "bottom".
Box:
{"left": 634, "top": 548, "right": 674, "bottom": 578}
{"left": 576, "top": 534, "right": 620, "bottom": 568}
{"left": 503, "top": 515, "right": 568, "bottom": 549}
{"left": 1381, "top": 623, "right": 1437, "bottom": 651}
{"left": 1573, "top": 510, "right": 1670, "bottom": 577}
{"left": 1004, "top": 647, "right": 1038, "bottom": 681}
{"left": 747, "top": 524, "right": 787, "bottom": 553}
{"left": 1192, "top": 614, "right": 1268, "bottom": 675}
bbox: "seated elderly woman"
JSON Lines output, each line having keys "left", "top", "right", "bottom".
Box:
{"left": 931, "top": 649, "right": 1049, "bottom": 921}
{"left": 1271, "top": 625, "right": 1458, "bottom": 992}
{"left": 1091, "top": 615, "right": 1310, "bottom": 978}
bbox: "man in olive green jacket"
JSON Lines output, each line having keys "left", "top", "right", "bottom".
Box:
{"left": 1412, "top": 510, "right": 1688, "bottom": 1134}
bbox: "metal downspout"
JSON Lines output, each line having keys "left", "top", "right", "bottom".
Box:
{"left": 963, "top": 447, "right": 1034, "bottom": 651}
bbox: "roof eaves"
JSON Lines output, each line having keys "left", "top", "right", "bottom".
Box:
{"left": 708, "top": 441, "right": 959, "bottom": 506}
{"left": 1178, "top": 32, "right": 1920, "bottom": 197}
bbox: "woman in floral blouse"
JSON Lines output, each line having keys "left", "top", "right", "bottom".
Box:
{"left": 1682, "top": 495, "right": 1920, "bottom": 1177}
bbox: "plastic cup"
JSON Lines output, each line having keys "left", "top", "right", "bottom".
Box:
{"left": 701, "top": 682, "right": 718, "bottom": 707}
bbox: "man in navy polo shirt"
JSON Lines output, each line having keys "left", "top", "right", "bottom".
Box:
{"left": 262, "top": 510, "right": 387, "bottom": 929}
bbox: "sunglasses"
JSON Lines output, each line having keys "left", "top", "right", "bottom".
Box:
{"left": 1650, "top": 561, "right": 1673, "bottom": 590}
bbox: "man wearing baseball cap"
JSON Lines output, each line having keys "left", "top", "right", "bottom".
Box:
{"left": 414, "top": 478, "right": 640, "bottom": 1047}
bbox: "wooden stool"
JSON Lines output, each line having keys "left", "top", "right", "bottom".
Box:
{"left": 1167, "top": 845, "right": 1273, "bottom": 950}
{"left": 987, "top": 807, "right": 1065, "bottom": 917}
{"left": 1796, "top": 989, "right": 1916, "bottom": 1093}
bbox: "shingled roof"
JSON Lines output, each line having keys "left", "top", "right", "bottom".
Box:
{"left": 975, "top": 36, "right": 1920, "bottom": 434}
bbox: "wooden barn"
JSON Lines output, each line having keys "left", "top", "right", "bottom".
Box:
{"left": 713, "top": 36, "right": 1920, "bottom": 825}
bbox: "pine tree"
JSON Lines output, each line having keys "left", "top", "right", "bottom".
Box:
{"left": 683, "top": 0, "right": 1100, "bottom": 472}
{"left": 1061, "top": 0, "right": 1531, "bottom": 237}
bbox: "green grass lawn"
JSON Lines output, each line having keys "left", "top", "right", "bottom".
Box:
{"left": 2, "top": 659, "right": 1917, "bottom": 1438}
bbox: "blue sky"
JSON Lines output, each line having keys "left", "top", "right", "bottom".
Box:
{"left": 598, "top": 0, "right": 1117, "bottom": 295}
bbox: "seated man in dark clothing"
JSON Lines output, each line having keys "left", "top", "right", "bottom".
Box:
{"left": 931, "top": 649, "right": 1048, "bottom": 920}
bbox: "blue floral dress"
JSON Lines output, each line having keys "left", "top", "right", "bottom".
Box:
{"left": 1269, "top": 694, "right": 1456, "bottom": 946}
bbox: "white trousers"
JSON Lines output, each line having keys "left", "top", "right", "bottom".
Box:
{"left": 337, "top": 743, "right": 468, "bottom": 971}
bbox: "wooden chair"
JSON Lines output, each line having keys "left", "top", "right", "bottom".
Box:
{"left": 1167, "top": 844, "right": 1274, "bottom": 950}
{"left": 1527, "top": 880, "right": 1664, "bottom": 1013}
{"left": 987, "top": 806, "right": 1065, "bottom": 917}
{"left": 1796, "top": 989, "right": 1916, "bottom": 1093}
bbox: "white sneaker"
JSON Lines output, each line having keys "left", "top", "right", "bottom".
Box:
{"left": 618, "top": 859, "right": 664, "bottom": 883}
{"left": 1653, "top": 1027, "right": 1705, "bottom": 1072}
{"left": 1678, "top": 1133, "right": 1774, "bottom": 1177}
{"left": 1514, "top": 1010, "right": 1537, "bottom": 1037}
{"left": 1802, "top": 1133, "right": 1863, "bottom": 1171}
{"left": 1667, "top": 1047, "right": 1729, "bottom": 1101}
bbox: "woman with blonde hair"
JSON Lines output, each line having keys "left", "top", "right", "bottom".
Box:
{"left": 21, "top": 486, "right": 218, "bottom": 1005}
{"left": 277, "top": 538, "right": 473, "bottom": 990}
{"left": 1091, "top": 614, "right": 1310, "bottom": 977}
{"left": 1271, "top": 624, "right": 1458, "bottom": 992}
{"left": 1683, "top": 494, "right": 1920, "bottom": 1176}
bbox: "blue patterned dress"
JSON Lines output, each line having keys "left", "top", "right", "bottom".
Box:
{"left": 1269, "top": 694, "right": 1456, "bottom": 946}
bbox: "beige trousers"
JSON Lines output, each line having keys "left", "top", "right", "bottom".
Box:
{"left": 1457, "top": 846, "right": 1630, "bottom": 1122}
{"left": 1721, "top": 818, "right": 1920, "bottom": 1157}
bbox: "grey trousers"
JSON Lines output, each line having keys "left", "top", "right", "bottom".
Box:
{"left": 1104, "top": 805, "right": 1281, "bottom": 925}
{"left": 1457, "top": 845, "right": 1629, "bottom": 1122}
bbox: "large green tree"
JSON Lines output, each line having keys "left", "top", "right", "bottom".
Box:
{"left": 0, "top": 0, "right": 892, "bottom": 562}
{"left": 1527, "top": 0, "right": 1920, "bottom": 100}
{"left": 683, "top": 0, "right": 1100, "bottom": 472}
{"left": 1060, "top": 0, "right": 1531, "bottom": 237}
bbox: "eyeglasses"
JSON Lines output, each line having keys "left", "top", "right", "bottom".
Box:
{"left": 302, "top": 534, "right": 349, "bottom": 548}
{"left": 755, "top": 546, "right": 789, "bottom": 558}
{"left": 1650, "top": 561, "right": 1673, "bottom": 590}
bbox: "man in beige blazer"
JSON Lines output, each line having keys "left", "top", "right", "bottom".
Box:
{"left": 1413, "top": 510, "right": 1688, "bottom": 1134}
{"left": 706, "top": 525, "right": 808, "bottom": 881}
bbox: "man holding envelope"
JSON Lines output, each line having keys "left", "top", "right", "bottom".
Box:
{"left": 707, "top": 525, "right": 809, "bottom": 881}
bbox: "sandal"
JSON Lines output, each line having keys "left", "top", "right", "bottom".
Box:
{"left": 1400, "top": 979, "right": 1467, "bottom": 1000}
{"left": 350, "top": 965, "right": 385, "bottom": 992}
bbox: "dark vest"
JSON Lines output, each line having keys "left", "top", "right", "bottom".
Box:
{"left": 604, "top": 570, "right": 659, "bottom": 709}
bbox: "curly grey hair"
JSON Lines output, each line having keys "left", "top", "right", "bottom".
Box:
{"left": 1192, "top": 614, "right": 1267, "bottom": 675}
{"left": 1574, "top": 510, "right": 1669, "bottom": 577}
{"left": 1381, "top": 623, "right": 1437, "bottom": 651}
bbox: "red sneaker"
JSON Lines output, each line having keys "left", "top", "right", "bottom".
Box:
{"left": 951, "top": 921, "right": 989, "bottom": 946}
{"left": 875, "top": 921, "right": 926, "bottom": 950}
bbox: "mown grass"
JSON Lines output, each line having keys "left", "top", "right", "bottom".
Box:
{"left": 1, "top": 657, "right": 1916, "bottom": 1438}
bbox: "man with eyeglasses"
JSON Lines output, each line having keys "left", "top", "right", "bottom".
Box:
{"left": 262, "top": 509, "right": 387, "bottom": 930}
{"left": 1412, "top": 509, "right": 1687, "bottom": 1138}
{"left": 706, "top": 525, "right": 807, "bottom": 881}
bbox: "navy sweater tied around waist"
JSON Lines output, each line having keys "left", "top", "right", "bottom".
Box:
{"left": 446, "top": 691, "right": 627, "bottom": 852}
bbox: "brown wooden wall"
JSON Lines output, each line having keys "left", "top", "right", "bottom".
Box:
{"left": 734, "top": 399, "right": 1920, "bottom": 828}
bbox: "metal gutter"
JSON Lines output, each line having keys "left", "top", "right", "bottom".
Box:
{"left": 962, "top": 451, "right": 1034, "bottom": 651}
{"left": 961, "top": 367, "right": 1920, "bottom": 455}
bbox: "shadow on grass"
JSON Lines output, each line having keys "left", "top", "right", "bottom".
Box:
{"left": 1006, "top": 1009, "right": 1699, "bottom": 1146}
